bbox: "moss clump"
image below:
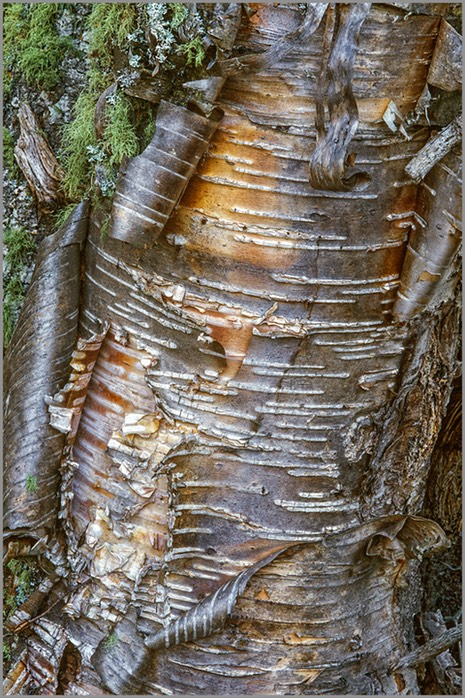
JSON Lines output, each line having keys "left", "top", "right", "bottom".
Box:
{"left": 177, "top": 35, "right": 206, "bottom": 68}
{"left": 104, "top": 93, "right": 139, "bottom": 166}
{"left": 26, "top": 474, "right": 39, "bottom": 494}
{"left": 3, "top": 557, "right": 42, "bottom": 672}
{"left": 170, "top": 3, "right": 190, "bottom": 29}
{"left": 3, "top": 3, "right": 75, "bottom": 92}
{"left": 53, "top": 202, "right": 79, "bottom": 231}
{"left": 102, "top": 632, "right": 118, "bottom": 650}
{"left": 87, "top": 3, "right": 139, "bottom": 68}
{"left": 140, "top": 110, "right": 158, "bottom": 151}
{"left": 3, "top": 558, "right": 42, "bottom": 621}
{"left": 56, "top": 3, "right": 209, "bottom": 210}
{"left": 3, "top": 641, "right": 12, "bottom": 663}
{"left": 60, "top": 83, "right": 140, "bottom": 201}
{"left": 3, "top": 226, "right": 36, "bottom": 349}
{"left": 59, "top": 79, "right": 102, "bottom": 201}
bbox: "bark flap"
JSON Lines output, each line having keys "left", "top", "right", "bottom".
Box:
{"left": 108, "top": 101, "right": 223, "bottom": 249}
{"left": 3, "top": 201, "right": 88, "bottom": 539}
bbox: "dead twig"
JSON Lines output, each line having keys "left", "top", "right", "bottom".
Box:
{"left": 405, "top": 114, "right": 462, "bottom": 183}
{"left": 391, "top": 624, "right": 462, "bottom": 671}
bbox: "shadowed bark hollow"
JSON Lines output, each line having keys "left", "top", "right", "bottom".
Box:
{"left": 3, "top": 3, "right": 462, "bottom": 695}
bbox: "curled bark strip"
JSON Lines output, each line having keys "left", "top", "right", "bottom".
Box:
{"left": 14, "top": 103, "right": 65, "bottom": 213}
{"left": 145, "top": 545, "right": 297, "bottom": 650}
{"left": 405, "top": 114, "right": 462, "bottom": 183}
{"left": 92, "top": 545, "right": 297, "bottom": 693}
{"left": 394, "top": 146, "right": 461, "bottom": 321}
{"left": 366, "top": 515, "right": 449, "bottom": 563}
{"left": 309, "top": 3, "right": 371, "bottom": 191}
{"left": 91, "top": 515, "right": 447, "bottom": 693}
{"left": 3, "top": 202, "right": 89, "bottom": 540}
{"left": 427, "top": 18, "right": 462, "bottom": 93}
{"left": 217, "top": 4, "right": 328, "bottom": 77}
{"left": 108, "top": 101, "right": 223, "bottom": 249}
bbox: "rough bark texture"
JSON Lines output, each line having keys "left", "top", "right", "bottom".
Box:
{"left": 3, "top": 3, "right": 462, "bottom": 695}
{"left": 13, "top": 103, "right": 65, "bottom": 213}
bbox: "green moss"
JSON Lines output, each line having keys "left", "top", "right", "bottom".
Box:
{"left": 170, "top": 4, "right": 189, "bottom": 29}
{"left": 60, "top": 90, "right": 98, "bottom": 200}
{"left": 59, "top": 67, "right": 112, "bottom": 201}
{"left": 26, "top": 474, "right": 39, "bottom": 494}
{"left": 3, "top": 226, "right": 36, "bottom": 270}
{"left": 177, "top": 35, "right": 206, "bottom": 69}
{"left": 4, "top": 558, "right": 42, "bottom": 622}
{"left": 3, "top": 557, "right": 40, "bottom": 672}
{"left": 87, "top": 3, "right": 139, "bottom": 68}
{"left": 56, "top": 3, "right": 209, "bottom": 207}
{"left": 53, "top": 203, "right": 79, "bottom": 231}
{"left": 103, "top": 93, "right": 139, "bottom": 166}
{"left": 3, "top": 3, "right": 75, "bottom": 91}
{"left": 3, "top": 641, "right": 12, "bottom": 663}
{"left": 3, "top": 226, "right": 36, "bottom": 349}
{"left": 140, "top": 110, "right": 158, "bottom": 151}
{"left": 3, "top": 281, "right": 25, "bottom": 349}
{"left": 4, "top": 592, "right": 17, "bottom": 612}
{"left": 59, "top": 2, "right": 141, "bottom": 203}
{"left": 99, "top": 215, "right": 111, "bottom": 242}
{"left": 102, "top": 632, "right": 118, "bottom": 649}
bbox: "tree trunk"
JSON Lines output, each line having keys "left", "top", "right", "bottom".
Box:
{"left": 3, "top": 3, "right": 462, "bottom": 695}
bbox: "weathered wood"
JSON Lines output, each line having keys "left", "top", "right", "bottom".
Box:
{"left": 14, "top": 103, "right": 65, "bottom": 212}
{"left": 392, "top": 624, "right": 462, "bottom": 671}
{"left": 405, "top": 113, "right": 462, "bottom": 183}
{"left": 420, "top": 611, "right": 462, "bottom": 693}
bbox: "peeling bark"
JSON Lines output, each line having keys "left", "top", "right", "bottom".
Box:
{"left": 108, "top": 101, "right": 223, "bottom": 248}
{"left": 3, "top": 202, "right": 88, "bottom": 542}
{"left": 427, "top": 18, "right": 462, "bottom": 92}
{"left": 3, "top": 4, "right": 462, "bottom": 695}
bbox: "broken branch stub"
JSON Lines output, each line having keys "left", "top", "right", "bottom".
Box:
{"left": 108, "top": 101, "right": 223, "bottom": 249}
{"left": 3, "top": 202, "right": 89, "bottom": 540}
{"left": 14, "top": 103, "right": 65, "bottom": 213}
{"left": 391, "top": 624, "right": 462, "bottom": 672}
{"left": 404, "top": 113, "right": 462, "bottom": 183}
